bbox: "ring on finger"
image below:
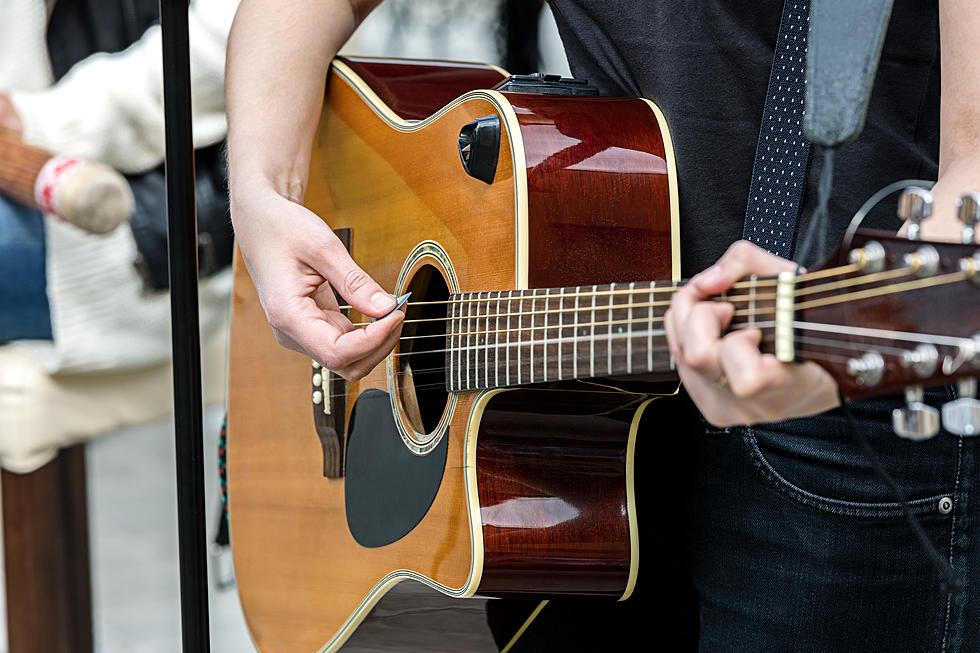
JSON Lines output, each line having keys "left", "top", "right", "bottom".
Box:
{"left": 715, "top": 374, "right": 729, "bottom": 389}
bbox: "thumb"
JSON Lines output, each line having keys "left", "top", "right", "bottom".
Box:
{"left": 315, "top": 237, "right": 396, "bottom": 317}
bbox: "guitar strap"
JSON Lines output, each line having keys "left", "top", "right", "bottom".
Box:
{"left": 741, "top": 0, "right": 812, "bottom": 259}
{"left": 743, "top": 0, "right": 896, "bottom": 259}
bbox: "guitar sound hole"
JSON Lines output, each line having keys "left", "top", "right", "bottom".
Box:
{"left": 396, "top": 264, "right": 449, "bottom": 435}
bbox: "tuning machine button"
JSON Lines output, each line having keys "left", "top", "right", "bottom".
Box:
{"left": 961, "top": 252, "right": 980, "bottom": 285}
{"left": 903, "top": 245, "right": 940, "bottom": 277}
{"left": 942, "top": 378, "right": 980, "bottom": 437}
{"left": 846, "top": 350, "right": 884, "bottom": 387}
{"left": 898, "top": 186, "right": 933, "bottom": 241}
{"left": 957, "top": 192, "right": 980, "bottom": 244}
{"left": 892, "top": 385, "right": 941, "bottom": 440}
{"left": 848, "top": 240, "right": 886, "bottom": 273}
{"left": 901, "top": 344, "right": 939, "bottom": 378}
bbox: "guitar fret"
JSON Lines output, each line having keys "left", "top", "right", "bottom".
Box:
{"left": 447, "top": 298, "right": 453, "bottom": 389}
{"left": 590, "top": 284, "right": 597, "bottom": 378}
{"left": 494, "top": 291, "right": 501, "bottom": 388}
{"left": 607, "top": 282, "right": 615, "bottom": 375}
{"left": 627, "top": 282, "right": 634, "bottom": 375}
{"left": 529, "top": 289, "right": 537, "bottom": 383}
{"left": 453, "top": 300, "right": 463, "bottom": 390}
{"left": 483, "top": 291, "right": 490, "bottom": 389}
{"left": 465, "top": 296, "right": 472, "bottom": 391}
{"left": 516, "top": 290, "right": 523, "bottom": 385}
{"left": 648, "top": 282, "right": 654, "bottom": 372}
{"left": 573, "top": 286, "right": 580, "bottom": 379}
{"left": 557, "top": 289, "right": 564, "bottom": 380}
{"left": 506, "top": 291, "right": 512, "bottom": 386}
{"left": 544, "top": 289, "right": 551, "bottom": 382}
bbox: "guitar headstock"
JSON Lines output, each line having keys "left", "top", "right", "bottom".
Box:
{"left": 789, "top": 229, "right": 980, "bottom": 405}
{"left": 732, "top": 187, "right": 980, "bottom": 440}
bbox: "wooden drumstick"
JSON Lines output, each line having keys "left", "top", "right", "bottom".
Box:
{"left": 0, "top": 130, "right": 133, "bottom": 234}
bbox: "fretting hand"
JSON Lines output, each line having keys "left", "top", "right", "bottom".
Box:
{"left": 665, "top": 240, "right": 840, "bottom": 427}
{"left": 231, "top": 188, "right": 404, "bottom": 381}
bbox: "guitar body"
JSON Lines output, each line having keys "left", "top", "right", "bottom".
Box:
{"left": 229, "top": 57, "right": 679, "bottom": 652}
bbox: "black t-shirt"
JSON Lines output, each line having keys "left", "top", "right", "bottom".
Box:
{"left": 547, "top": 0, "right": 941, "bottom": 275}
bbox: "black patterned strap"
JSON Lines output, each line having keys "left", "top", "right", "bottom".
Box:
{"left": 742, "top": 0, "right": 812, "bottom": 259}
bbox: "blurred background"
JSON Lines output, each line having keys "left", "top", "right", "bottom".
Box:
{"left": 0, "top": 1, "right": 568, "bottom": 651}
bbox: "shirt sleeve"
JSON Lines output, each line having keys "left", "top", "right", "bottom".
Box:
{"left": 9, "top": 0, "right": 239, "bottom": 174}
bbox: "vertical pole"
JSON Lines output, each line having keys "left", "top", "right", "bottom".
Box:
{"left": 159, "top": 0, "right": 211, "bottom": 650}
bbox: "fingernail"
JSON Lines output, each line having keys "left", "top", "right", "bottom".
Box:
{"left": 371, "top": 291, "right": 396, "bottom": 311}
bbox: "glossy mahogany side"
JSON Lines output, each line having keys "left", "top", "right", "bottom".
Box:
{"left": 505, "top": 92, "right": 675, "bottom": 289}
{"left": 475, "top": 389, "right": 643, "bottom": 598}
{"left": 340, "top": 56, "right": 507, "bottom": 120}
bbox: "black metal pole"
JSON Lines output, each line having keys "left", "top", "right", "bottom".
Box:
{"left": 159, "top": 0, "right": 211, "bottom": 650}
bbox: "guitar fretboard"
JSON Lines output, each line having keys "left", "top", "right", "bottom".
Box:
{"left": 445, "top": 282, "right": 679, "bottom": 392}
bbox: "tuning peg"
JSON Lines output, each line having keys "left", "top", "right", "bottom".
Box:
{"left": 942, "top": 379, "right": 980, "bottom": 436}
{"left": 957, "top": 192, "right": 980, "bottom": 244}
{"left": 898, "top": 186, "right": 933, "bottom": 241}
{"left": 892, "top": 385, "right": 941, "bottom": 440}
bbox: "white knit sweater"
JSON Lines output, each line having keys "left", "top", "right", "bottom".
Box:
{"left": 1, "top": 0, "right": 239, "bottom": 373}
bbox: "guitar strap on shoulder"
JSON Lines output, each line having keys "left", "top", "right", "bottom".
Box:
{"left": 742, "top": 0, "right": 812, "bottom": 259}
{"left": 743, "top": 0, "right": 896, "bottom": 259}
{"left": 804, "top": 0, "right": 895, "bottom": 147}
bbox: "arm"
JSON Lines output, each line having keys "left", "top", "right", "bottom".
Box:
{"left": 226, "top": 0, "right": 402, "bottom": 380}
{"left": 7, "top": 0, "right": 238, "bottom": 174}
{"left": 921, "top": 0, "right": 980, "bottom": 240}
{"left": 666, "top": 0, "right": 980, "bottom": 427}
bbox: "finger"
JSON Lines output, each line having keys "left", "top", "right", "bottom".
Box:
{"left": 309, "top": 233, "right": 396, "bottom": 318}
{"left": 718, "top": 328, "right": 790, "bottom": 399}
{"left": 311, "top": 280, "right": 341, "bottom": 312}
{"left": 327, "top": 308, "right": 405, "bottom": 371}
{"left": 693, "top": 240, "right": 798, "bottom": 296}
{"left": 335, "top": 316, "right": 406, "bottom": 381}
{"left": 271, "top": 292, "right": 403, "bottom": 370}
{"left": 676, "top": 365, "right": 750, "bottom": 428}
{"left": 676, "top": 301, "right": 733, "bottom": 378}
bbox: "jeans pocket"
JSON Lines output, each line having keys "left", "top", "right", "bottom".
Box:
{"left": 740, "top": 394, "right": 960, "bottom": 518}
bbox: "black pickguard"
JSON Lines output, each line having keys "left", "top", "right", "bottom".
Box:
{"left": 345, "top": 389, "right": 448, "bottom": 548}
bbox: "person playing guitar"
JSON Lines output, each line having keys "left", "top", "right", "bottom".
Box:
{"left": 225, "top": 0, "right": 980, "bottom": 649}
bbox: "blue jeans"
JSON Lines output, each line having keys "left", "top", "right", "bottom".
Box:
{"left": 512, "top": 389, "right": 977, "bottom": 651}
{"left": 0, "top": 196, "right": 52, "bottom": 342}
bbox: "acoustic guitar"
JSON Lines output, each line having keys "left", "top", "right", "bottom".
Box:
{"left": 228, "top": 57, "right": 980, "bottom": 652}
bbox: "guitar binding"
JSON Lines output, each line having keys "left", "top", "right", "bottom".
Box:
{"left": 387, "top": 241, "right": 460, "bottom": 456}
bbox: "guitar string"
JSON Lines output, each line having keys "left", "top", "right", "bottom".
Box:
{"left": 386, "top": 270, "right": 971, "bottom": 342}
{"left": 331, "top": 261, "right": 867, "bottom": 313}
{"left": 309, "top": 323, "right": 974, "bottom": 401}
{"left": 388, "top": 324, "right": 964, "bottom": 379}
{"left": 378, "top": 335, "right": 911, "bottom": 389}
{"left": 347, "top": 264, "right": 952, "bottom": 329}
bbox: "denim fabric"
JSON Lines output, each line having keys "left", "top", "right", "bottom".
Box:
{"left": 0, "top": 196, "right": 52, "bottom": 342}
{"left": 684, "top": 388, "right": 978, "bottom": 652}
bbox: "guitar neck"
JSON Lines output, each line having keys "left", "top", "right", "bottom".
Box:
{"left": 445, "top": 281, "right": 681, "bottom": 392}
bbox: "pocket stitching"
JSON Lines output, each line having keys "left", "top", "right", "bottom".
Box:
{"left": 741, "top": 427, "right": 949, "bottom": 518}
